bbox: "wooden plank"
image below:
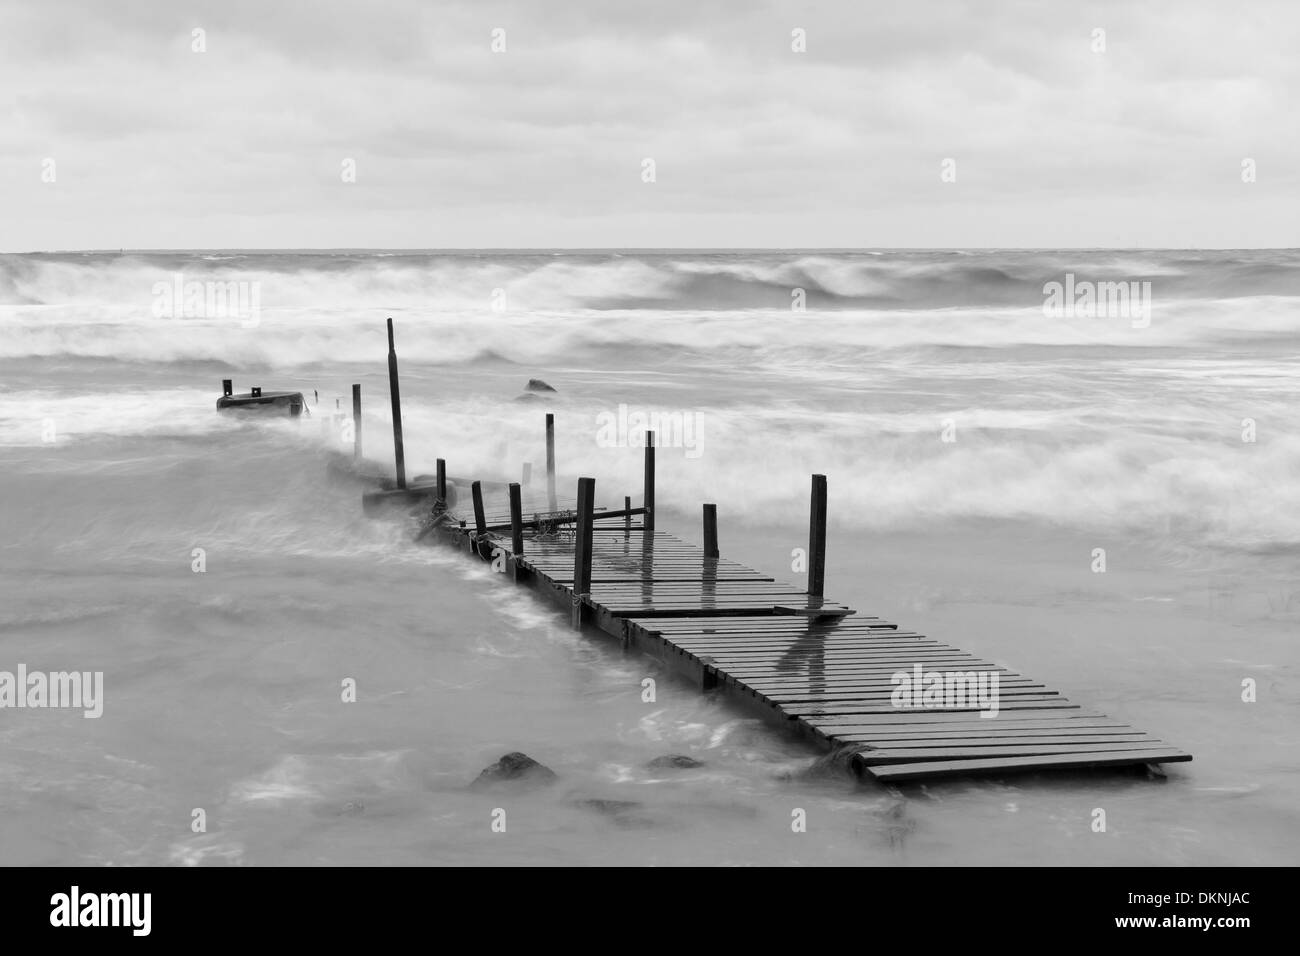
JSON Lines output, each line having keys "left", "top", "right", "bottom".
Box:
{"left": 764, "top": 691, "right": 1063, "bottom": 706}
{"left": 695, "top": 652, "right": 987, "bottom": 665}
{"left": 634, "top": 621, "right": 898, "bottom": 632}
{"left": 671, "top": 637, "right": 940, "bottom": 650}
{"left": 598, "top": 594, "right": 855, "bottom": 608}
{"left": 781, "top": 700, "right": 1085, "bottom": 716}
{"left": 738, "top": 682, "right": 1048, "bottom": 697}
{"left": 734, "top": 672, "right": 1040, "bottom": 686}
{"left": 804, "top": 710, "right": 1115, "bottom": 727}
{"left": 653, "top": 618, "right": 910, "bottom": 629}
{"left": 865, "top": 748, "right": 1192, "bottom": 782}
{"left": 722, "top": 671, "right": 1013, "bottom": 686}
{"left": 835, "top": 736, "right": 1162, "bottom": 752}
{"left": 688, "top": 643, "right": 975, "bottom": 655}
{"left": 704, "top": 651, "right": 986, "bottom": 663}
{"left": 666, "top": 624, "right": 922, "bottom": 634}
{"left": 661, "top": 631, "right": 895, "bottom": 641}
{"left": 684, "top": 649, "right": 946, "bottom": 660}
{"left": 672, "top": 636, "right": 932, "bottom": 648}
{"left": 826, "top": 724, "right": 1139, "bottom": 740}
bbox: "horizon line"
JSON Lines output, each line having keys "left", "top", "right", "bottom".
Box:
{"left": 5, "top": 246, "right": 1299, "bottom": 255}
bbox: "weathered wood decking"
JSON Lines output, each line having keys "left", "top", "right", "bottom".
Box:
{"left": 428, "top": 483, "right": 1192, "bottom": 783}
{"left": 350, "top": 321, "right": 1189, "bottom": 783}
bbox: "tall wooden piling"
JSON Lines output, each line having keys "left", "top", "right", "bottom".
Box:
{"left": 471, "top": 480, "right": 487, "bottom": 539}
{"left": 624, "top": 495, "right": 632, "bottom": 538}
{"left": 436, "top": 459, "right": 447, "bottom": 505}
{"left": 351, "top": 384, "right": 362, "bottom": 460}
{"left": 545, "top": 414, "right": 557, "bottom": 512}
{"left": 222, "top": 379, "right": 233, "bottom": 397}
{"left": 808, "top": 474, "right": 827, "bottom": 598}
{"left": 509, "top": 483, "right": 524, "bottom": 556}
{"left": 643, "top": 431, "right": 656, "bottom": 534}
{"left": 572, "top": 476, "right": 596, "bottom": 628}
{"left": 386, "top": 318, "right": 407, "bottom": 490}
{"left": 703, "top": 503, "right": 719, "bottom": 558}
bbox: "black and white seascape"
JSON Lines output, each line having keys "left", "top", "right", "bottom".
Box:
{"left": 1, "top": 1, "right": 1297, "bottom": 873}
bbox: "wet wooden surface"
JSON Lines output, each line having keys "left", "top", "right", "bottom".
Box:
{"left": 436, "top": 487, "right": 1191, "bottom": 782}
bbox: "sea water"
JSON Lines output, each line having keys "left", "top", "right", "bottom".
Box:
{"left": 1, "top": 249, "right": 1297, "bottom": 865}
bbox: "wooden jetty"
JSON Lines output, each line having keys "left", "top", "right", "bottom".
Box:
{"left": 354, "top": 323, "right": 1192, "bottom": 783}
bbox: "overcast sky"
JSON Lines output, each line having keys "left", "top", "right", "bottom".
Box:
{"left": 2, "top": 0, "right": 1297, "bottom": 250}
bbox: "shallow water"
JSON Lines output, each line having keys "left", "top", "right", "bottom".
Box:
{"left": 1, "top": 250, "right": 1297, "bottom": 865}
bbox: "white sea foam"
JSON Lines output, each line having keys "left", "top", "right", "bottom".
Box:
{"left": 3, "top": 250, "right": 1297, "bottom": 551}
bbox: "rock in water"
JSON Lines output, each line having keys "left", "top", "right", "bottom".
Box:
{"left": 470, "top": 752, "right": 558, "bottom": 790}
{"left": 646, "top": 755, "right": 705, "bottom": 770}
{"left": 572, "top": 798, "right": 641, "bottom": 815}
{"left": 525, "top": 379, "right": 557, "bottom": 392}
{"left": 571, "top": 797, "right": 655, "bottom": 828}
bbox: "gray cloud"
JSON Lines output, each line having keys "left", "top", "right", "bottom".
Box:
{"left": 2, "top": 0, "right": 1297, "bottom": 248}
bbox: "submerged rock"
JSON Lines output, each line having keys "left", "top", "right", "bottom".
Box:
{"left": 310, "top": 799, "right": 367, "bottom": 819}
{"left": 525, "top": 379, "right": 557, "bottom": 393}
{"left": 470, "top": 752, "right": 558, "bottom": 790}
{"left": 572, "top": 797, "right": 641, "bottom": 815}
{"left": 646, "top": 754, "right": 705, "bottom": 770}
{"left": 570, "top": 797, "right": 655, "bottom": 828}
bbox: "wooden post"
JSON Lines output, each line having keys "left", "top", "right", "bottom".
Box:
{"left": 386, "top": 318, "right": 406, "bottom": 490}
{"left": 703, "top": 503, "right": 719, "bottom": 558}
{"left": 624, "top": 495, "right": 632, "bottom": 538}
{"left": 643, "top": 431, "right": 655, "bottom": 534}
{"left": 702, "top": 502, "right": 718, "bottom": 597}
{"left": 471, "top": 480, "right": 487, "bottom": 539}
{"left": 351, "top": 384, "right": 362, "bottom": 460}
{"left": 509, "top": 483, "right": 524, "bottom": 556}
{"left": 436, "top": 459, "right": 447, "bottom": 505}
{"left": 572, "top": 477, "right": 596, "bottom": 628}
{"left": 545, "top": 413, "right": 557, "bottom": 512}
{"left": 808, "top": 474, "right": 827, "bottom": 598}
{"left": 222, "top": 379, "right": 233, "bottom": 397}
